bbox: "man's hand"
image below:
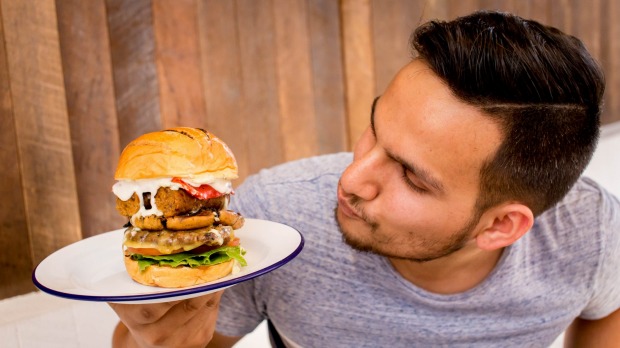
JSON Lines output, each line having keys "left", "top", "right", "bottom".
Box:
{"left": 109, "top": 290, "right": 224, "bottom": 348}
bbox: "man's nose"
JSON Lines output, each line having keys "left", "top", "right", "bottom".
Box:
{"left": 340, "top": 148, "right": 386, "bottom": 201}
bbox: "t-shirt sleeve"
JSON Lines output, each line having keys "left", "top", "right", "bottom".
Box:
{"left": 579, "top": 189, "right": 620, "bottom": 320}
{"left": 215, "top": 174, "right": 269, "bottom": 336}
{"left": 215, "top": 280, "right": 265, "bottom": 337}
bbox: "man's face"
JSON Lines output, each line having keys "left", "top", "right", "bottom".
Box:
{"left": 336, "top": 60, "right": 503, "bottom": 262}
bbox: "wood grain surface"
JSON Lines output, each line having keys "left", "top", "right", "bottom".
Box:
{"left": 106, "top": 0, "right": 162, "bottom": 147}
{"left": 1, "top": 0, "right": 82, "bottom": 297}
{"left": 341, "top": 0, "right": 376, "bottom": 148}
{"left": 56, "top": 0, "right": 125, "bottom": 239}
{"left": 0, "top": 1, "right": 34, "bottom": 298}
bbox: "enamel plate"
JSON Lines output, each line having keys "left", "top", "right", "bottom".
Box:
{"left": 33, "top": 219, "right": 304, "bottom": 304}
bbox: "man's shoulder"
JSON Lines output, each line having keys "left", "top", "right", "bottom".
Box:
{"left": 231, "top": 153, "right": 351, "bottom": 218}
{"left": 249, "top": 152, "right": 352, "bottom": 186}
{"left": 512, "top": 177, "right": 620, "bottom": 313}
{"left": 554, "top": 177, "right": 619, "bottom": 217}
{"left": 534, "top": 177, "right": 620, "bottom": 244}
{"left": 538, "top": 179, "right": 620, "bottom": 320}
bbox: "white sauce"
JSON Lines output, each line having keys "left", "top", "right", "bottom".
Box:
{"left": 112, "top": 176, "right": 233, "bottom": 219}
{"left": 183, "top": 174, "right": 233, "bottom": 195}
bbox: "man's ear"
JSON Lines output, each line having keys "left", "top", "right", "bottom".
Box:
{"left": 475, "top": 203, "right": 534, "bottom": 251}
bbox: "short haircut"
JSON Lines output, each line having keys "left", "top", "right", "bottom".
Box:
{"left": 411, "top": 10, "right": 605, "bottom": 216}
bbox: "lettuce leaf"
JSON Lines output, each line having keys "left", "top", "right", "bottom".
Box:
{"left": 131, "top": 246, "right": 247, "bottom": 272}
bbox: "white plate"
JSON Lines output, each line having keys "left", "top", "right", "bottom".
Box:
{"left": 33, "top": 219, "right": 303, "bottom": 304}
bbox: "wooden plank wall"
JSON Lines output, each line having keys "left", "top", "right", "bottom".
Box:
{"left": 0, "top": 0, "right": 617, "bottom": 299}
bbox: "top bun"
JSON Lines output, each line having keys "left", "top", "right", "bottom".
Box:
{"left": 115, "top": 127, "right": 238, "bottom": 180}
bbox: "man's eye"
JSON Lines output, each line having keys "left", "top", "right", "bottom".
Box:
{"left": 401, "top": 168, "right": 427, "bottom": 193}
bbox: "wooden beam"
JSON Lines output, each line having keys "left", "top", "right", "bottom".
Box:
{"left": 153, "top": 0, "right": 208, "bottom": 128}
{"left": 1, "top": 0, "right": 81, "bottom": 267}
{"left": 56, "top": 0, "right": 125, "bottom": 237}
{"left": 106, "top": 0, "right": 162, "bottom": 147}
{"left": 341, "top": 0, "right": 375, "bottom": 148}
{"left": 0, "top": 1, "right": 34, "bottom": 298}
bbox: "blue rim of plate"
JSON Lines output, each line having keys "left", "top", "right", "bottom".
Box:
{"left": 32, "top": 228, "right": 304, "bottom": 303}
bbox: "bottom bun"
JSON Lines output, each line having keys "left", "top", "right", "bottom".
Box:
{"left": 124, "top": 256, "right": 234, "bottom": 288}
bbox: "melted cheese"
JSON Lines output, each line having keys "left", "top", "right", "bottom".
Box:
{"left": 123, "top": 229, "right": 205, "bottom": 254}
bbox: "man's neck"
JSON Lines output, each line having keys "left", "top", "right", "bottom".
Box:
{"left": 388, "top": 247, "right": 505, "bottom": 295}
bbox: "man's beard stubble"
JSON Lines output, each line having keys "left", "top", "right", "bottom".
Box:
{"left": 334, "top": 195, "right": 479, "bottom": 263}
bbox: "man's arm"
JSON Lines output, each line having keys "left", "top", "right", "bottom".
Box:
{"left": 206, "top": 332, "right": 243, "bottom": 348}
{"left": 564, "top": 308, "right": 620, "bottom": 347}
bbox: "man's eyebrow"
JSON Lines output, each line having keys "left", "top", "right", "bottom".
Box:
{"left": 370, "top": 95, "right": 444, "bottom": 194}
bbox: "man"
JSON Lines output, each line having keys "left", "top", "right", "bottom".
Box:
{"left": 110, "top": 11, "right": 620, "bottom": 347}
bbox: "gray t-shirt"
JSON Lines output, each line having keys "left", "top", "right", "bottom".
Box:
{"left": 216, "top": 153, "right": 620, "bottom": 347}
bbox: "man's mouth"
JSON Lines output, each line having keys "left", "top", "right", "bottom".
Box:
{"left": 337, "top": 185, "right": 362, "bottom": 220}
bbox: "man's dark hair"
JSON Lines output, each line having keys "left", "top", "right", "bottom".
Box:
{"left": 411, "top": 10, "right": 605, "bottom": 216}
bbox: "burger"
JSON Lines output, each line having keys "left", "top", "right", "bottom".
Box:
{"left": 112, "top": 127, "right": 246, "bottom": 288}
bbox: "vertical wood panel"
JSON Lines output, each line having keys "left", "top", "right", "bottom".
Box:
{"left": 307, "top": 0, "right": 348, "bottom": 154}
{"left": 236, "top": 0, "right": 284, "bottom": 173}
{"left": 1, "top": 0, "right": 81, "bottom": 265}
{"left": 602, "top": 0, "right": 620, "bottom": 125}
{"left": 418, "top": 0, "right": 449, "bottom": 22}
{"left": 106, "top": 0, "right": 162, "bottom": 147}
{"left": 153, "top": 0, "right": 208, "bottom": 128}
{"left": 477, "top": 0, "right": 508, "bottom": 11}
{"left": 341, "top": 0, "right": 375, "bottom": 148}
{"left": 55, "top": 0, "right": 125, "bottom": 237}
{"left": 198, "top": 0, "right": 249, "bottom": 181}
{"left": 273, "top": 0, "right": 318, "bottom": 161}
{"left": 570, "top": 0, "right": 603, "bottom": 59}
{"left": 448, "top": 0, "right": 483, "bottom": 19}
{"left": 0, "top": 3, "right": 34, "bottom": 298}
{"left": 548, "top": 0, "right": 572, "bottom": 32}
{"left": 371, "top": 0, "right": 424, "bottom": 94}
{"left": 500, "top": 0, "right": 532, "bottom": 15}
{"left": 525, "top": 0, "right": 552, "bottom": 25}
{"left": 569, "top": 0, "right": 609, "bottom": 120}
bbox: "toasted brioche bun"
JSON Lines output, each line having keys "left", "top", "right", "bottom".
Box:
{"left": 115, "top": 127, "right": 237, "bottom": 180}
{"left": 124, "top": 257, "right": 234, "bottom": 288}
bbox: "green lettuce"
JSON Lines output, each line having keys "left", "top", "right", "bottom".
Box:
{"left": 131, "top": 246, "right": 247, "bottom": 272}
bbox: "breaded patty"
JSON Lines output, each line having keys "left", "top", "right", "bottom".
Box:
{"left": 116, "top": 187, "right": 227, "bottom": 217}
